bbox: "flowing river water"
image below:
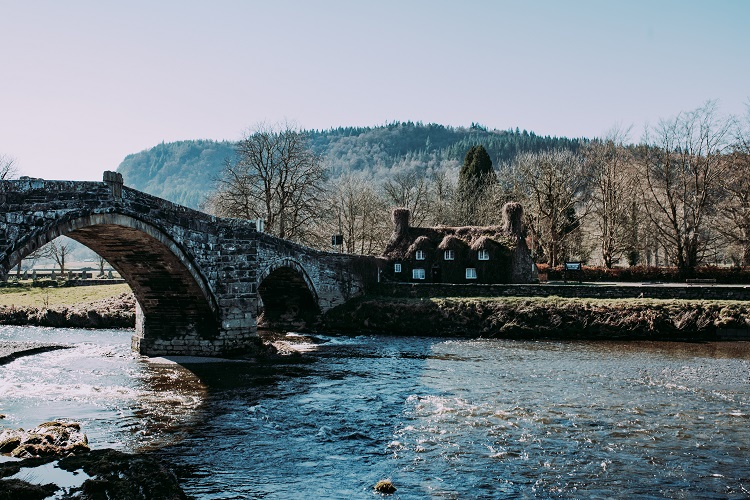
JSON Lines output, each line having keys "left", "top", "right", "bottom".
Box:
{"left": 1, "top": 325, "right": 749, "bottom": 498}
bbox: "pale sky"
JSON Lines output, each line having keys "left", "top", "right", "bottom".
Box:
{"left": 2, "top": 0, "right": 748, "bottom": 181}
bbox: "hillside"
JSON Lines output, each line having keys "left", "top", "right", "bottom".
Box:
{"left": 117, "top": 140, "right": 234, "bottom": 208}
{"left": 116, "top": 123, "right": 584, "bottom": 209}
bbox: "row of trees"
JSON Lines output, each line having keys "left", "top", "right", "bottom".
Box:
{"left": 207, "top": 101, "right": 750, "bottom": 274}
{"left": 495, "top": 100, "right": 750, "bottom": 271}
{"left": 117, "top": 123, "right": 583, "bottom": 212}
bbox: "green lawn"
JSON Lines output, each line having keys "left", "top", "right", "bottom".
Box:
{"left": 0, "top": 283, "right": 132, "bottom": 307}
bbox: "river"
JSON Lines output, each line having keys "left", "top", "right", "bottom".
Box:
{"left": 1, "top": 325, "right": 749, "bottom": 498}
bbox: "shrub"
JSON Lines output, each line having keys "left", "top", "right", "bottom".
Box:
{"left": 535, "top": 264, "right": 750, "bottom": 284}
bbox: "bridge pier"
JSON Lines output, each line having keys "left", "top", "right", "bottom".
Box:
{"left": 130, "top": 302, "right": 262, "bottom": 357}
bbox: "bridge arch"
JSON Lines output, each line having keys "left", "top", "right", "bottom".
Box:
{"left": 257, "top": 258, "right": 320, "bottom": 329}
{"left": 7, "top": 211, "right": 220, "bottom": 345}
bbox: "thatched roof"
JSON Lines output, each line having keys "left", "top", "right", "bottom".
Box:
{"left": 406, "top": 235, "right": 434, "bottom": 255}
{"left": 382, "top": 207, "right": 525, "bottom": 260}
{"left": 438, "top": 235, "right": 468, "bottom": 251}
{"left": 384, "top": 224, "right": 515, "bottom": 259}
{"left": 470, "top": 235, "right": 502, "bottom": 251}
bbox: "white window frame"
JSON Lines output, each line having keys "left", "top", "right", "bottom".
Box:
{"left": 466, "top": 268, "right": 477, "bottom": 279}
{"left": 415, "top": 250, "right": 426, "bottom": 260}
{"left": 394, "top": 263, "right": 402, "bottom": 273}
{"left": 444, "top": 249, "right": 455, "bottom": 261}
{"left": 478, "top": 249, "right": 490, "bottom": 260}
{"left": 413, "top": 268, "right": 426, "bottom": 280}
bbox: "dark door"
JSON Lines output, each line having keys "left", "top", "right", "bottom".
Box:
{"left": 431, "top": 263, "right": 442, "bottom": 283}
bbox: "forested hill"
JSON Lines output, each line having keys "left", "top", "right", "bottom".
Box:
{"left": 117, "top": 140, "right": 235, "bottom": 209}
{"left": 117, "top": 123, "right": 585, "bottom": 209}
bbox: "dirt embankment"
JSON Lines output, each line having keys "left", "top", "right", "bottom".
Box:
{"left": 0, "top": 293, "right": 136, "bottom": 329}
{"left": 322, "top": 296, "right": 750, "bottom": 341}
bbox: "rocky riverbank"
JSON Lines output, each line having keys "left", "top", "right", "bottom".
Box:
{"left": 322, "top": 296, "right": 750, "bottom": 341}
{"left": 0, "top": 421, "right": 187, "bottom": 499}
{"left": 0, "top": 293, "right": 135, "bottom": 329}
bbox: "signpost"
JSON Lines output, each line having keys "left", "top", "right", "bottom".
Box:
{"left": 331, "top": 234, "right": 343, "bottom": 253}
{"left": 563, "top": 262, "right": 583, "bottom": 283}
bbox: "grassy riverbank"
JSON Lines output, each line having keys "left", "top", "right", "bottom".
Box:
{"left": 323, "top": 295, "right": 750, "bottom": 341}
{"left": 0, "top": 284, "right": 135, "bottom": 328}
{"left": 0, "top": 283, "right": 131, "bottom": 307}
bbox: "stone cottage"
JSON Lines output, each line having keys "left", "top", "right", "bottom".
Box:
{"left": 382, "top": 202, "right": 535, "bottom": 284}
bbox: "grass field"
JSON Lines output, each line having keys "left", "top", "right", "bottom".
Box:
{"left": 0, "top": 284, "right": 132, "bottom": 307}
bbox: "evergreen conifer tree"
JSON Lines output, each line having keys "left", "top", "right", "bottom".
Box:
{"left": 457, "top": 145, "right": 496, "bottom": 224}
{"left": 460, "top": 145, "right": 494, "bottom": 183}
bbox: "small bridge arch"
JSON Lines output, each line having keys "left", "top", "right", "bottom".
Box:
{"left": 257, "top": 258, "right": 321, "bottom": 330}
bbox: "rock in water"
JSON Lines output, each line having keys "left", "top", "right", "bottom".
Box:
{"left": 374, "top": 479, "right": 397, "bottom": 494}
{"left": 0, "top": 421, "right": 89, "bottom": 458}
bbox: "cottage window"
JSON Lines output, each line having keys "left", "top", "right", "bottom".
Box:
{"left": 413, "top": 268, "right": 426, "bottom": 280}
{"left": 444, "top": 249, "right": 455, "bottom": 261}
{"left": 478, "top": 249, "right": 490, "bottom": 260}
{"left": 394, "top": 263, "right": 402, "bottom": 273}
{"left": 466, "top": 268, "right": 477, "bottom": 279}
{"left": 415, "top": 250, "right": 426, "bottom": 260}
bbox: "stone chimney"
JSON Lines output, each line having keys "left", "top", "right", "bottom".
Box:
{"left": 392, "top": 208, "right": 410, "bottom": 237}
{"left": 502, "top": 201, "right": 524, "bottom": 238}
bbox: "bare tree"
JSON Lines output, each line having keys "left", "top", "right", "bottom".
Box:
{"left": 206, "top": 122, "right": 327, "bottom": 243}
{"left": 584, "top": 126, "right": 638, "bottom": 268}
{"left": 98, "top": 254, "right": 108, "bottom": 277}
{"left": 638, "top": 101, "right": 732, "bottom": 272}
{"left": 716, "top": 107, "right": 750, "bottom": 265}
{"left": 426, "top": 165, "right": 457, "bottom": 226}
{"left": 515, "top": 149, "right": 592, "bottom": 267}
{"left": 18, "top": 247, "right": 47, "bottom": 277}
{"left": 470, "top": 161, "right": 526, "bottom": 227}
{"left": 381, "top": 153, "right": 462, "bottom": 228}
{"left": 0, "top": 154, "right": 19, "bottom": 180}
{"left": 37, "top": 237, "right": 74, "bottom": 275}
{"left": 329, "top": 172, "right": 390, "bottom": 255}
{"left": 382, "top": 169, "right": 430, "bottom": 226}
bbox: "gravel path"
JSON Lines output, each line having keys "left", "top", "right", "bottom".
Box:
{"left": 0, "top": 341, "right": 71, "bottom": 365}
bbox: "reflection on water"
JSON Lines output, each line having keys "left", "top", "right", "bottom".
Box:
{"left": 8, "top": 461, "right": 91, "bottom": 489}
{"left": 1, "top": 326, "right": 750, "bottom": 498}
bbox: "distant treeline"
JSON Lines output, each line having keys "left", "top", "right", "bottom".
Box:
{"left": 117, "top": 123, "right": 583, "bottom": 210}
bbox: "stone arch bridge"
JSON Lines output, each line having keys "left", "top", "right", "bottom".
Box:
{"left": 0, "top": 173, "right": 382, "bottom": 357}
